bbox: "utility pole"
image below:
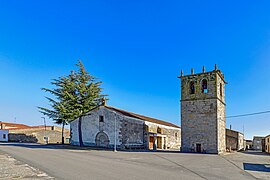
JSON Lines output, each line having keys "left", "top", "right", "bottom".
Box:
{"left": 114, "top": 112, "right": 117, "bottom": 152}
{"left": 41, "top": 117, "right": 47, "bottom": 144}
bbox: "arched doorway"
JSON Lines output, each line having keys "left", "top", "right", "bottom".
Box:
{"left": 95, "top": 132, "right": 109, "bottom": 147}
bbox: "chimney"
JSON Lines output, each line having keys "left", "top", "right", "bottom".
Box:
{"left": 101, "top": 98, "right": 107, "bottom": 106}
{"left": 191, "top": 68, "right": 194, "bottom": 75}
{"left": 215, "top": 64, "right": 218, "bottom": 70}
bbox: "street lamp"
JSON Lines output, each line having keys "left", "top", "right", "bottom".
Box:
{"left": 41, "top": 117, "right": 47, "bottom": 144}
{"left": 114, "top": 112, "right": 117, "bottom": 152}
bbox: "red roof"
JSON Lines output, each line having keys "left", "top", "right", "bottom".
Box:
{"left": 0, "top": 122, "right": 31, "bottom": 129}
{"left": 106, "top": 106, "right": 180, "bottom": 128}
{"left": 11, "top": 125, "right": 53, "bottom": 130}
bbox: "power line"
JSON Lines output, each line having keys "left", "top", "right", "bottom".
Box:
{"left": 227, "top": 110, "right": 270, "bottom": 118}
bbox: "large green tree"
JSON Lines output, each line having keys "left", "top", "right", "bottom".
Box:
{"left": 39, "top": 61, "right": 106, "bottom": 145}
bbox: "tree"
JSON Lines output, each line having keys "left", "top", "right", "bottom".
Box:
{"left": 39, "top": 61, "right": 106, "bottom": 145}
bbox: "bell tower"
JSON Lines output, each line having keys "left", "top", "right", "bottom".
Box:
{"left": 179, "top": 65, "right": 226, "bottom": 154}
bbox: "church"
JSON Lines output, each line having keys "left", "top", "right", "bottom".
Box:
{"left": 70, "top": 102, "right": 181, "bottom": 150}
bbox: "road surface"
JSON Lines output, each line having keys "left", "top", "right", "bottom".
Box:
{"left": 0, "top": 143, "right": 260, "bottom": 180}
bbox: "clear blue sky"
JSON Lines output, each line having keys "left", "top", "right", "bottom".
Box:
{"left": 0, "top": 1, "right": 269, "bottom": 139}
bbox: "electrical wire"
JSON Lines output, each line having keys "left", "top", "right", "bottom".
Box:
{"left": 227, "top": 110, "right": 270, "bottom": 118}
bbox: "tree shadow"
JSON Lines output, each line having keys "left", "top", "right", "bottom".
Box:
{"left": 0, "top": 142, "right": 183, "bottom": 153}
{"left": 243, "top": 163, "right": 270, "bottom": 172}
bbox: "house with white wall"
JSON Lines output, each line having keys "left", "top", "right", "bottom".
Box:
{"left": 0, "top": 129, "right": 9, "bottom": 142}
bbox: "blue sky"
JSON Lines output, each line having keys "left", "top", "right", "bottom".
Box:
{"left": 0, "top": 1, "right": 269, "bottom": 139}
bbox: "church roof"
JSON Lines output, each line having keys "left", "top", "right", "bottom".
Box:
{"left": 105, "top": 106, "right": 180, "bottom": 128}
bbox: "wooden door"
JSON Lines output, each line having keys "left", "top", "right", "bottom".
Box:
{"left": 149, "top": 136, "right": 154, "bottom": 150}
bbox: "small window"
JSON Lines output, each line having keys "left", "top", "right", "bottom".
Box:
{"left": 99, "top": 116, "right": 104, "bottom": 122}
{"left": 190, "top": 81, "right": 195, "bottom": 94}
{"left": 157, "top": 127, "right": 162, "bottom": 134}
{"left": 175, "top": 133, "right": 178, "bottom": 139}
{"left": 201, "top": 79, "right": 208, "bottom": 93}
{"left": 3, "top": 134, "right": 6, "bottom": 139}
{"left": 220, "top": 83, "right": 223, "bottom": 96}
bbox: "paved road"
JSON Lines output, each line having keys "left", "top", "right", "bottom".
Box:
{"left": 0, "top": 143, "right": 260, "bottom": 180}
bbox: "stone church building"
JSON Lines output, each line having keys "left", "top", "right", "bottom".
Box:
{"left": 179, "top": 65, "right": 226, "bottom": 154}
{"left": 70, "top": 104, "right": 181, "bottom": 150}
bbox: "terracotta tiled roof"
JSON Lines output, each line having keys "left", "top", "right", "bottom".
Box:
{"left": 226, "top": 128, "right": 243, "bottom": 135}
{"left": 11, "top": 126, "right": 52, "bottom": 130}
{"left": 105, "top": 106, "right": 180, "bottom": 128}
{"left": 0, "top": 122, "right": 31, "bottom": 129}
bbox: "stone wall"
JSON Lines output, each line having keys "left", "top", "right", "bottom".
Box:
{"left": 120, "top": 117, "right": 144, "bottom": 149}
{"left": 70, "top": 106, "right": 181, "bottom": 150}
{"left": 217, "top": 99, "right": 226, "bottom": 153}
{"left": 70, "top": 106, "right": 144, "bottom": 149}
{"left": 181, "top": 70, "right": 226, "bottom": 154}
{"left": 9, "top": 128, "right": 70, "bottom": 144}
{"left": 181, "top": 99, "right": 218, "bottom": 153}
{"left": 226, "top": 129, "right": 244, "bottom": 151}
{"left": 145, "top": 122, "right": 180, "bottom": 150}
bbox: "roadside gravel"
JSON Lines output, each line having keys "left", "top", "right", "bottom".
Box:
{"left": 0, "top": 152, "right": 53, "bottom": 179}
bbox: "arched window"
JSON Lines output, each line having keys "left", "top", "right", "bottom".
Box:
{"left": 190, "top": 81, "right": 195, "bottom": 94}
{"left": 201, "top": 79, "right": 208, "bottom": 93}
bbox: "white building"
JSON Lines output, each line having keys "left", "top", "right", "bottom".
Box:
{"left": 0, "top": 130, "right": 9, "bottom": 142}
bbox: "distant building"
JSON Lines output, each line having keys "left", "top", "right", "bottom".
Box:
{"left": 70, "top": 105, "right": 181, "bottom": 150}
{"left": 0, "top": 122, "right": 70, "bottom": 144}
{"left": 245, "top": 140, "right": 253, "bottom": 149}
{"left": 179, "top": 65, "right": 226, "bottom": 154}
{"left": 0, "top": 129, "right": 9, "bottom": 142}
{"left": 265, "top": 135, "right": 270, "bottom": 154}
{"left": 252, "top": 136, "right": 264, "bottom": 151}
{"left": 0, "top": 122, "right": 30, "bottom": 130}
{"left": 226, "top": 129, "right": 244, "bottom": 151}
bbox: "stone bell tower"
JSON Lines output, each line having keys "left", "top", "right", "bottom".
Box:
{"left": 179, "top": 65, "right": 226, "bottom": 154}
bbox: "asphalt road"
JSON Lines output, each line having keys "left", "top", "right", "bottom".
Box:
{"left": 0, "top": 143, "right": 259, "bottom": 180}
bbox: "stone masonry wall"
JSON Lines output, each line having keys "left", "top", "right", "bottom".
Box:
{"left": 120, "top": 117, "right": 144, "bottom": 149}
{"left": 9, "top": 128, "right": 70, "bottom": 144}
{"left": 181, "top": 99, "right": 218, "bottom": 153}
{"left": 216, "top": 72, "right": 226, "bottom": 153}
{"left": 70, "top": 106, "right": 144, "bottom": 149}
{"left": 145, "top": 122, "right": 181, "bottom": 150}
{"left": 181, "top": 70, "right": 226, "bottom": 154}
{"left": 226, "top": 129, "right": 244, "bottom": 151}
{"left": 226, "top": 129, "right": 238, "bottom": 151}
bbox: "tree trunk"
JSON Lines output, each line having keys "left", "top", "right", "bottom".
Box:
{"left": 62, "top": 121, "right": 65, "bottom": 144}
{"left": 78, "top": 116, "right": 83, "bottom": 147}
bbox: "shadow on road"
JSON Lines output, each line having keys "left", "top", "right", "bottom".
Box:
{"left": 243, "top": 163, "right": 270, "bottom": 172}
{"left": 241, "top": 150, "right": 270, "bottom": 156}
{"left": 0, "top": 143, "right": 184, "bottom": 153}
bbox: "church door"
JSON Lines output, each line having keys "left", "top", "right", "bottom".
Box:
{"left": 95, "top": 132, "right": 109, "bottom": 147}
